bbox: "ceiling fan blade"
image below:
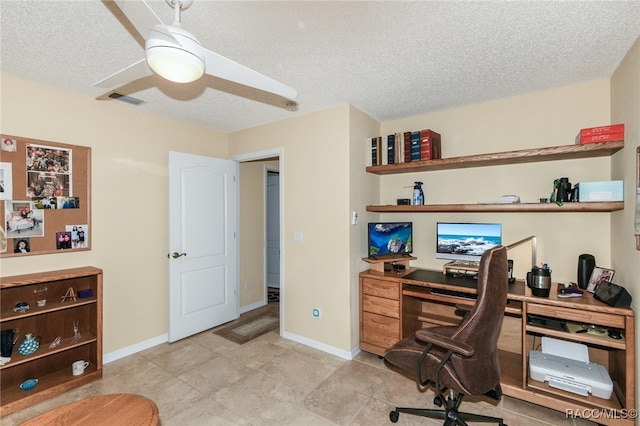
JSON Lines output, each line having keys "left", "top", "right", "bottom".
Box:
{"left": 93, "top": 58, "right": 153, "bottom": 88}
{"left": 114, "top": 0, "right": 175, "bottom": 42}
{"left": 202, "top": 48, "right": 297, "bottom": 100}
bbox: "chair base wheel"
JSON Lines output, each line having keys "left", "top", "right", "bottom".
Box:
{"left": 389, "top": 410, "right": 399, "bottom": 423}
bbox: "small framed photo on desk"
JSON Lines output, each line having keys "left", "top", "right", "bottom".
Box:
{"left": 586, "top": 266, "right": 615, "bottom": 293}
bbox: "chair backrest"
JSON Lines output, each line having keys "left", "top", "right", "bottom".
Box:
{"left": 447, "top": 245, "right": 508, "bottom": 393}
{"left": 453, "top": 245, "right": 508, "bottom": 349}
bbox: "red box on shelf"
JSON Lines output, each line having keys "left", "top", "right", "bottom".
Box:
{"left": 576, "top": 132, "right": 624, "bottom": 144}
{"left": 576, "top": 124, "right": 624, "bottom": 144}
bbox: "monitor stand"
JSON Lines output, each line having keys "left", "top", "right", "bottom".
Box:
{"left": 442, "top": 260, "right": 479, "bottom": 276}
{"left": 362, "top": 255, "right": 416, "bottom": 272}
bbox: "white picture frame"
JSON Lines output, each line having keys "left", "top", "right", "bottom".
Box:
{"left": 586, "top": 266, "right": 615, "bottom": 293}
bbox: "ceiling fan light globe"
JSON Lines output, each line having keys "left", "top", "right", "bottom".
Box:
{"left": 147, "top": 46, "right": 205, "bottom": 83}
{"left": 145, "top": 25, "right": 206, "bottom": 84}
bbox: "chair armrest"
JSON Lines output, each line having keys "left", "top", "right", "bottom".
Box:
{"left": 415, "top": 329, "right": 475, "bottom": 357}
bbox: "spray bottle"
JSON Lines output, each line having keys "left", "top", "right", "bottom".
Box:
{"left": 413, "top": 182, "right": 424, "bottom": 205}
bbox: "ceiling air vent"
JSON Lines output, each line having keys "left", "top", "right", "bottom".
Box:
{"left": 108, "top": 92, "right": 146, "bottom": 106}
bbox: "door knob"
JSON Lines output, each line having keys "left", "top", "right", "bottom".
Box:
{"left": 172, "top": 252, "right": 187, "bottom": 259}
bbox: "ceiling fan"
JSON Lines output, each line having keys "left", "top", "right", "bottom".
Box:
{"left": 94, "top": 0, "right": 297, "bottom": 102}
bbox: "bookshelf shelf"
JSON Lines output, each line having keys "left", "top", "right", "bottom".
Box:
{"left": 366, "top": 201, "right": 624, "bottom": 213}
{"left": 366, "top": 140, "right": 623, "bottom": 175}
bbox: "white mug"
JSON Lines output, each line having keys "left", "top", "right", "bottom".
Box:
{"left": 72, "top": 360, "right": 89, "bottom": 376}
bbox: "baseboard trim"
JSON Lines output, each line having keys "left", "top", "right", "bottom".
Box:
{"left": 240, "top": 299, "right": 267, "bottom": 314}
{"left": 103, "top": 334, "right": 168, "bottom": 364}
{"left": 281, "top": 330, "right": 354, "bottom": 360}
{"left": 103, "top": 322, "right": 358, "bottom": 364}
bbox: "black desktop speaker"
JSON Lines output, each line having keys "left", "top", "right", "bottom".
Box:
{"left": 577, "top": 254, "right": 595, "bottom": 289}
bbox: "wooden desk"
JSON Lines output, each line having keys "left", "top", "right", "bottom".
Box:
{"left": 360, "top": 268, "right": 635, "bottom": 426}
{"left": 20, "top": 393, "right": 159, "bottom": 426}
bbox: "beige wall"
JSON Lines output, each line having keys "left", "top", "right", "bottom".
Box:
{"left": 348, "top": 106, "right": 381, "bottom": 349}
{"left": 238, "top": 159, "right": 279, "bottom": 308}
{"left": 238, "top": 162, "right": 267, "bottom": 307}
{"left": 0, "top": 74, "right": 228, "bottom": 354}
{"left": 379, "top": 80, "right": 613, "bottom": 282}
{"left": 2, "top": 40, "right": 637, "bottom": 364}
{"left": 610, "top": 36, "right": 640, "bottom": 411}
{"left": 230, "top": 106, "right": 354, "bottom": 352}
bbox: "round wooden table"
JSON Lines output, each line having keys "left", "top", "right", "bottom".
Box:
{"left": 20, "top": 393, "right": 159, "bottom": 425}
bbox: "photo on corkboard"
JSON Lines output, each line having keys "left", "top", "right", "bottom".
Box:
{"left": 1, "top": 137, "right": 17, "bottom": 152}
{"left": 66, "top": 224, "right": 89, "bottom": 249}
{"left": 26, "top": 144, "right": 72, "bottom": 198}
{"left": 14, "top": 237, "right": 30, "bottom": 253}
{"left": 56, "top": 231, "right": 72, "bottom": 250}
{"left": 33, "top": 196, "right": 57, "bottom": 209}
{"left": 57, "top": 196, "right": 79, "bottom": 209}
{"left": 0, "top": 162, "right": 12, "bottom": 200}
{"left": 5, "top": 201, "right": 44, "bottom": 238}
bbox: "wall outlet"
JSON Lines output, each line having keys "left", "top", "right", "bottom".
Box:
{"left": 245, "top": 282, "right": 250, "bottom": 290}
{"left": 312, "top": 308, "right": 320, "bottom": 318}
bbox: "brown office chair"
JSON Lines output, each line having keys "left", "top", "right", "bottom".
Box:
{"left": 384, "top": 245, "right": 508, "bottom": 426}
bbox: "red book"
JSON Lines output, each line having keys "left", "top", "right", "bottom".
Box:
{"left": 578, "top": 124, "right": 624, "bottom": 137}
{"left": 403, "top": 131, "right": 412, "bottom": 163}
{"left": 576, "top": 132, "right": 624, "bottom": 144}
{"left": 419, "top": 129, "right": 442, "bottom": 160}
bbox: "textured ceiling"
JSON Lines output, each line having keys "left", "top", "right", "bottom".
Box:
{"left": 2, "top": 1, "right": 639, "bottom": 134}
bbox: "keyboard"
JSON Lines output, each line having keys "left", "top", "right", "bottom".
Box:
{"left": 430, "top": 288, "right": 477, "bottom": 300}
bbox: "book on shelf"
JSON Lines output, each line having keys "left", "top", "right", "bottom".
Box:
{"left": 576, "top": 132, "right": 624, "bottom": 144}
{"left": 387, "top": 134, "right": 395, "bottom": 165}
{"left": 394, "top": 132, "right": 403, "bottom": 164}
{"left": 410, "top": 131, "right": 421, "bottom": 161}
{"left": 419, "top": 129, "right": 442, "bottom": 160}
{"left": 370, "top": 137, "right": 379, "bottom": 166}
{"left": 381, "top": 136, "right": 388, "bottom": 165}
{"left": 403, "top": 131, "right": 412, "bottom": 163}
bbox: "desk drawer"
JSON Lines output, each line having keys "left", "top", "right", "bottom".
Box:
{"left": 362, "top": 294, "right": 400, "bottom": 318}
{"left": 527, "top": 304, "right": 625, "bottom": 329}
{"left": 362, "top": 312, "right": 400, "bottom": 349}
{"left": 362, "top": 278, "right": 399, "bottom": 300}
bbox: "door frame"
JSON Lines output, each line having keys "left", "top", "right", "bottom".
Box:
{"left": 231, "top": 148, "right": 284, "bottom": 335}
{"left": 265, "top": 164, "right": 280, "bottom": 293}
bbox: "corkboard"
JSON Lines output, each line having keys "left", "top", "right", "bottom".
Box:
{"left": 0, "top": 135, "right": 91, "bottom": 257}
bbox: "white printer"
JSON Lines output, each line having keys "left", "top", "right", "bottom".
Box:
{"left": 529, "top": 336, "right": 613, "bottom": 399}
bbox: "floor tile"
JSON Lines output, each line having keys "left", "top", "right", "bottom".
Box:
{"left": 2, "top": 303, "right": 599, "bottom": 426}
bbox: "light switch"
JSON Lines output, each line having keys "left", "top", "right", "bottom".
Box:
{"left": 294, "top": 232, "right": 304, "bottom": 243}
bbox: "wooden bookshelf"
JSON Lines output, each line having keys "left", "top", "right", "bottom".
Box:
{"left": 366, "top": 140, "right": 623, "bottom": 175}
{"left": 366, "top": 201, "right": 624, "bottom": 213}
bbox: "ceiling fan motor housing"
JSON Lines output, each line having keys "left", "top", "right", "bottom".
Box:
{"left": 145, "top": 25, "right": 206, "bottom": 83}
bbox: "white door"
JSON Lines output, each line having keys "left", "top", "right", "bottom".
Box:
{"left": 266, "top": 171, "right": 280, "bottom": 288}
{"left": 168, "top": 151, "right": 238, "bottom": 342}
